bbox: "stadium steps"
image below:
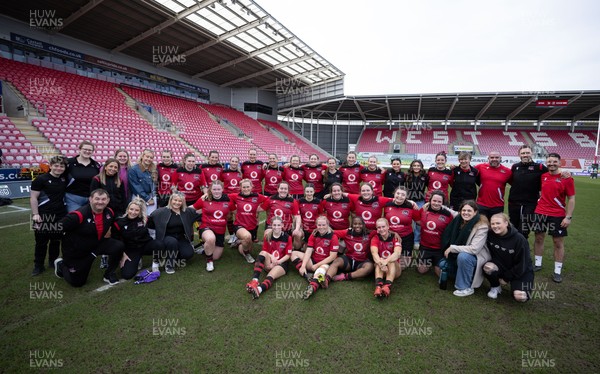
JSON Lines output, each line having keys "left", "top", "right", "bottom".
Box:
{"left": 199, "top": 106, "right": 244, "bottom": 139}
{"left": 8, "top": 116, "right": 60, "bottom": 160}
{"left": 116, "top": 87, "right": 177, "bottom": 133}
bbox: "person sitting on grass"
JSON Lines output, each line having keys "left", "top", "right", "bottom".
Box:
{"left": 327, "top": 216, "right": 374, "bottom": 283}
{"left": 246, "top": 217, "right": 292, "bottom": 299}
{"left": 290, "top": 216, "right": 339, "bottom": 300}
{"left": 483, "top": 213, "right": 534, "bottom": 302}
{"left": 371, "top": 218, "right": 402, "bottom": 299}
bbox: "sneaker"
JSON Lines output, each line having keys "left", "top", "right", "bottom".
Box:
{"left": 381, "top": 284, "right": 391, "bottom": 298}
{"left": 194, "top": 244, "right": 204, "bottom": 255}
{"left": 250, "top": 284, "right": 261, "bottom": 299}
{"left": 206, "top": 262, "right": 214, "bottom": 272}
{"left": 31, "top": 265, "right": 45, "bottom": 276}
{"left": 453, "top": 288, "right": 475, "bottom": 297}
{"left": 333, "top": 274, "right": 346, "bottom": 282}
{"left": 230, "top": 239, "right": 241, "bottom": 248}
{"left": 533, "top": 265, "right": 542, "bottom": 272}
{"left": 99, "top": 255, "right": 109, "bottom": 269}
{"left": 165, "top": 265, "right": 175, "bottom": 274}
{"left": 246, "top": 279, "right": 259, "bottom": 293}
{"left": 103, "top": 272, "right": 119, "bottom": 286}
{"left": 151, "top": 261, "right": 160, "bottom": 273}
{"left": 413, "top": 243, "right": 420, "bottom": 251}
{"left": 243, "top": 253, "right": 255, "bottom": 264}
{"left": 552, "top": 272, "right": 562, "bottom": 283}
{"left": 303, "top": 285, "right": 314, "bottom": 300}
{"left": 228, "top": 234, "right": 238, "bottom": 244}
{"left": 137, "top": 258, "right": 143, "bottom": 270}
{"left": 374, "top": 285, "right": 383, "bottom": 298}
{"left": 54, "top": 258, "right": 63, "bottom": 279}
{"left": 487, "top": 286, "right": 502, "bottom": 299}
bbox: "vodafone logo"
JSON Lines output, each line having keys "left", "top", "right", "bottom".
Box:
{"left": 348, "top": 174, "right": 356, "bottom": 182}
{"left": 270, "top": 176, "right": 278, "bottom": 183}
{"left": 273, "top": 251, "right": 280, "bottom": 260}
{"left": 362, "top": 211, "right": 372, "bottom": 221}
{"left": 305, "top": 211, "right": 313, "bottom": 219}
{"left": 433, "top": 181, "right": 442, "bottom": 189}
{"left": 333, "top": 210, "right": 342, "bottom": 219}
{"left": 369, "top": 180, "right": 376, "bottom": 187}
{"left": 274, "top": 209, "right": 284, "bottom": 217}
{"left": 184, "top": 182, "right": 194, "bottom": 191}
{"left": 243, "top": 204, "right": 252, "bottom": 212}
{"left": 316, "top": 247, "right": 325, "bottom": 255}
{"left": 211, "top": 174, "right": 218, "bottom": 181}
{"left": 390, "top": 216, "right": 401, "bottom": 225}
{"left": 382, "top": 250, "right": 391, "bottom": 259}
{"left": 354, "top": 243, "right": 363, "bottom": 252}
{"left": 230, "top": 179, "right": 238, "bottom": 186}
{"left": 426, "top": 221, "right": 437, "bottom": 230}
{"left": 214, "top": 210, "right": 223, "bottom": 219}
{"left": 309, "top": 172, "right": 317, "bottom": 179}
{"left": 251, "top": 171, "right": 258, "bottom": 179}
{"left": 291, "top": 174, "right": 299, "bottom": 181}
{"left": 162, "top": 174, "right": 170, "bottom": 181}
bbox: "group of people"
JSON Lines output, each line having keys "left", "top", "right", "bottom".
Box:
{"left": 30, "top": 142, "right": 575, "bottom": 302}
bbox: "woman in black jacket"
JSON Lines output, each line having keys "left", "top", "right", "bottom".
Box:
{"left": 147, "top": 192, "right": 199, "bottom": 274}
{"left": 90, "top": 158, "right": 126, "bottom": 216}
{"left": 483, "top": 213, "right": 534, "bottom": 302}
{"left": 114, "top": 198, "right": 165, "bottom": 279}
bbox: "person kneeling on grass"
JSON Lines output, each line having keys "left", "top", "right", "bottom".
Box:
{"left": 246, "top": 217, "right": 292, "bottom": 299}
{"left": 441, "top": 200, "right": 491, "bottom": 297}
{"left": 113, "top": 198, "right": 165, "bottom": 279}
{"left": 328, "top": 217, "right": 374, "bottom": 283}
{"left": 290, "top": 216, "right": 339, "bottom": 300}
{"left": 371, "top": 218, "right": 402, "bottom": 299}
{"left": 54, "top": 189, "right": 125, "bottom": 287}
{"left": 483, "top": 213, "right": 534, "bottom": 302}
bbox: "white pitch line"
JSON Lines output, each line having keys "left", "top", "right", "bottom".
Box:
{"left": 7, "top": 205, "right": 30, "bottom": 211}
{"left": 0, "top": 207, "right": 31, "bottom": 215}
{"left": 0, "top": 222, "right": 29, "bottom": 229}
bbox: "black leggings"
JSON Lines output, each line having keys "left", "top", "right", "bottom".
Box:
{"left": 61, "top": 238, "right": 125, "bottom": 287}
{"left": 162, "top": 236, "right": 194, "bottom": 267}
{"left": 33, "top": 230, "right": 61, "bottom": 267}
{"left": 121, "top": 240, "right": 165, "bottom": 279}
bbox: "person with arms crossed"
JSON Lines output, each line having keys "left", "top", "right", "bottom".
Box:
{"left": 475, "top": 151, "right": 512, "bottom": 219}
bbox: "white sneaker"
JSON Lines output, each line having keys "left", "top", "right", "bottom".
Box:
{"left": 206, "top": 262, "right": 214, "bottom": 272}
{"left": 228, "top": 234, "right": 238, "bottom": 244}
{"left": 138, "top": 258, "right": 143, "bottom": 270}
{"left": 487, "top": 286, "right": 502, "bottom": 299}
{"left": 453, "top": 288, "right": 475, "bottom": 297}
{"left": 151, "top": 261, "right": 160, "bottom": 273}
{"left": 244, "top": 253, "right": 255, "bottom": 264}
{"left": 194, "top": 244, "right": 204, "bottom": 255}
{"left": 413, "top": 243, "right": 420, "bottom": 251}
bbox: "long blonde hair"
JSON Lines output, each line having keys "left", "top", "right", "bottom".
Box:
{"left": 125, "top": 197, "right": 148, "bottom": 223}
{"left": 137, "top": 149, "right": 157, "bottom": 181}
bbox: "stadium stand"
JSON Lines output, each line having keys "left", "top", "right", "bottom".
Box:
{"left": 0, "top": 116, "right": 43, "bottom": 167}
{"left": 403, "top": 129, "right": 457, "bottom": 155}
{"left": 0, "top": 58, "right": 190, "bottom": 164}
{"left": 259, "top": 120, "right": 329, "bottom": 161}
{"left": 356, "top": 128, "right": 397, "bottom": 153}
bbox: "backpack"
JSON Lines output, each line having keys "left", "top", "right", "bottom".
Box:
{"left": 133, "top": 269, "right": 160, "bottom": 284}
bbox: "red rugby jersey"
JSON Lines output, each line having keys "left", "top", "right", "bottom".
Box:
{"left": 360, "top": 168, "right": 385, "bottom": 196}
{"left": 339, "top": 164, "right": 364, "bottom": 194}
{"left": 426, "top": 167, "right": 453, "bottom": 201}
{"left": 157, "top": 163, "right": 178, "bottom": 196}
{"left": 262, "top": 232, "right": 293, "bottom": 261}
{"left": 319, "top": 196, "right": 354, "bottom": 230}
{"left": 475, "top": 163, "right": 512, "bottom": 208}
{"left": 172, "top": 167, "right": 207, "bottom": 203}
{"left": 283, "top": 166, "right": 305, "bottom": 195}
{"left": 192, "top": 195, "right": 234, "bottom": 234}
{"left": 307, "top": 231, "right": 340, "bottom": 263}
{"left": 334, "top": 229, "right": 370, "bottom": 262}
{"left": 298, "top": 197, "right": 323, "bottom": 231}
{"left": 384, "top": 201, "right": 421, "bottom": 237}
{"left": 229, "top": 192, "right": 267, "bottom": 230}
{"left": 264, "top": 166, "right": 284, "bottom": 196}
{"left": 261, "top": 195, "right": 300, "bottom": 232}
{"left": 535, "top": 173, "right": 575, "bottom": 217}
{"left": 371, "top": 233, "right": 400, "bottom": 260}
{"left": 419, "top": 207, "right": 454, "bottom": 250}
{"left": 348, "top": 195, "right": 393, "bottom": 230}
{"left": 302, "top": 164, "right": 326, "bottom": 193}
{"left": 220, "top": 169, "right": 242, "bottom": 194}
{"left": 201, "top": 163, "right": 223, "bottom": 186}
{"left": 241, "top": 160, "right": 265, "bottom": 194}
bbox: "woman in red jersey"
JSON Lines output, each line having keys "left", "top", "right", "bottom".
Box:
{"left": 303, "top": 154, "right": 327, "bottom": 198}
{"left": 290, "top": 216, "right": 339, "bottom": 300}
{"left": 191, "top": 181, "right": 234, "bottom": 272}
{"left": 383, "top": 186, "right": 421, "bottom": 269}
{"left": 326, "top": 216, "right": 374, "bottom": 284}
{"left": 157, "top": 150, "right": 178, "bottom": 207}
{"left": 371, "top": 218, "right": 402, "bottom": 299}
{"left": 229, "top": 179, "right": 268, "bottom": 264}
{"left": 319, "top": 183, "right": 353, "bottom": 230}
{"left": 262, "top": 181, "right": 303, "bottom": 244}
{"left": 263, "top": 153, "right": 284, "bottom": 196}
{"left": 296, "top": 184, "right": 323, "bottom": 250}
{"left": 173, "top": 153, "right": 207, "bottom": 206}
{"left": 360, "top": 155, "right": 386, "bottom": 196}
{"left": 426, "top": 152, "right": 453, "bottom": 202}
{"left": 245, "top": 217, "right": 292, "bottom": 299}
{"left": 346, "top": 183, "right": 393, "bottom": 231}
{"left": 416, "top": 190, "right": 458, "bottom": 283}
{"left": 283, "top": 154, "right": 305, "bottom": 198}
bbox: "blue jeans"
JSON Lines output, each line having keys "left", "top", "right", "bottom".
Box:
{"left": 454, "top": 252, "right": 477, "bottom": 290}
{"left": 65, "top": 193, "right": 88, "bottom": 212}
{"left": 413, "top": 200, "right": 425, "bottom": 244}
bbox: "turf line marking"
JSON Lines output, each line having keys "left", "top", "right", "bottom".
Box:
{"left": 0, "top": 222, "right": 29, "bottom": 229}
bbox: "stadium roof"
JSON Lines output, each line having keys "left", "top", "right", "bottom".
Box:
{"left": 279, "top": 91, "right": 600, "bottom": 123}
{"left": 0, "top": 0, "right": 344, "bottom": 89}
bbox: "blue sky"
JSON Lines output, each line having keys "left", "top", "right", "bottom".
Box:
{"left": 258, "top": 0, "right": 600, "bottom": 95}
